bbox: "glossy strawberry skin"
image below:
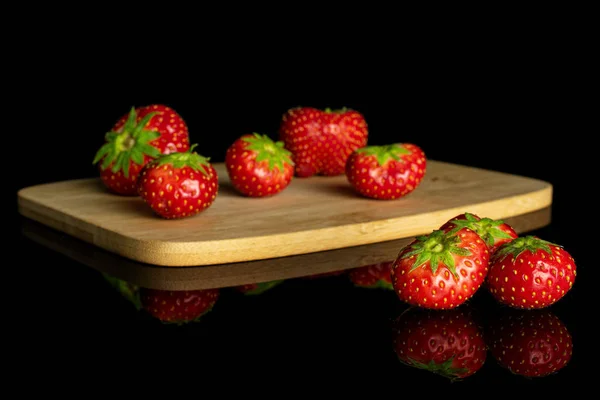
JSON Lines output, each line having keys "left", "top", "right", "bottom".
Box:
{"left": 98, "top": 105, "right": 190, "bottom": 196}
{"left": 225, "top": 133, "right": 294, "bottom": 197}
{"left": 140, "top": 288, "right": 219, "bottom": 324}
{"left": 319, "top": 109, "right": 368, "bottom": 176}
{"left": 137, "top": 154, "right": 218, "bottom": 220}
{"left": 487, "top": 310, "right": 573, "bottom": 377}
{"left": 486, "top": 236, "right": 576, "bottom": 309}
{"left": 439, "top": 213, "right": 518, "bottom": 254}
{"left": 391, "top": 228, "right": 490, "bottom": 310}
{"left": 392, "top": 307, "right": 487, "bottom": 380}
{"left": 278, "top": 107, "right": 323, "bottom": 177}
{"left": 112, "top": 104, "right": 190, "bottom": 155}
{"left": 278, "top": 107, "right": 368, "bottom": 177}
{"left": 348, "top": 261, "right": 393, "bottom": 289}
{"left": 345, "top": 143, "right": 426, "bottom": 200}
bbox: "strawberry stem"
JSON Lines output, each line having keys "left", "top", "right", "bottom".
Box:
{"left": 446, "top": 213, "right": 514, "bottom": 248}
{"left": 92, "top": 107, "right": 161, "bottom": 178}
{"left": 400, "top": 230, "right": 472, "bottom": 279}
{"left": 242, "top": 133, "right": 294, "bottom": 172}
{"left": 355, "top": 144, "right": 412, "bottom": 167}
{"left": 152, "top": 143, "right": 211, "bottom": 176}
{"left": 493, "top": 236, "right": 557, "bottom": 262}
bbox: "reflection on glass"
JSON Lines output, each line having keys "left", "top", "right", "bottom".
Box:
{"left": 391, "top": 306, "right": 487, "bottom": 380}
{"left": 102, "top": 273, "right": 219, "bottom": 325}
{"left": 487, "top": 309, "right": 573, "bottom": 378}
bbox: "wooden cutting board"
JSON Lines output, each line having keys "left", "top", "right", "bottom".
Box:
{"left": 17, "top": 161, "right": 552, "bottom": 267}
{"left": 21, "top": 208, "right": 552, "bottom": 290}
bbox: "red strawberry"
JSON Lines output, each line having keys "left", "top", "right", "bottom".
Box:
{"left": 140, "top": 288, "right": 219, "bottom": 324}
{"left": 348, "top": 261, "right": 393, "bottom": 289}
{"left": 278, "top": 107, "right": 368, "bottom": 177}
{"left": 235, "top": 280, "right": 284, "bottom": 295}
{"left": 487, "top": 309, "right": 573, "bottom": 377}
{"left": 93, "top": 105, "right": 190, "bottom": 195}
{"left": 225, "top": 133, "right": 294, "bottom": 197}
{"left": 439, "top": 212, "right": 518, "bottom": 254}
{"left": 345, "top": 143, "right": 426, "bottom": 200}
{"left": 392, "top": 307, "right": 487, "bottom": 380}
{"left": 137, "top": 144, "right": 218, "bottom": 219}
{"left": 391, "top": 228, "right": 490, "bottom": 309}
{"left": 486, "top": 236, "right": 576, "bottom": 309}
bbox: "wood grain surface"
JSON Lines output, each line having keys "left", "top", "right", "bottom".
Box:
{"left": 20, "top": 207, "right": 552, "bottom": 290}
{"left": 17, "top": 161, "right": 552, "bottom": 266}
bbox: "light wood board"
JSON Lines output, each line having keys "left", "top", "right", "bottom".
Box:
{"left": 17, "top": 161, "right": 553, "bottom": 266}
{"left": 20, "top": 207, "right": 552, "bottom": 290}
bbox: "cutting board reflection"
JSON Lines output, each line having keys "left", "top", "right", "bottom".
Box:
{"left": 17, "top": 161, "right": 552, "bottom": 267}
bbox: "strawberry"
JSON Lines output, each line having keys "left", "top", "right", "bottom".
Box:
{"left": 278, "top": 107, "right": 368, "bottom": 177}
{"left": 93, "top": 105, "right": 190, "bottom": 195}
{"left": 487, "top": 309, "right": 573, "bottom": 377}
{"left": 140, "top": 288, "right": 219, "bottom": 324}
{"left": 225, "top": 133, "right": 294, "bottom": 197}
{"left": 137, "top": 144, "right": 218, "bottom": 219}
{"left": 391, "top": 228, "right": 490, "bottom": 309}
{"left": 392, "top": 307, "right": 487, "bottom": 380}
{"left": 235, "top": 280, "right": 284, "bottom": 295}
{"left": 345, "top": 143, "right": 426, "bottom": 200}
{"left": 486, "top": 236, "right": 576, "bottom": 309}
{"left": 440, "top": 212, "right": 518, "bottom": 254}
{"left": 348, "top": 261, "right": 393, "bottom": 289}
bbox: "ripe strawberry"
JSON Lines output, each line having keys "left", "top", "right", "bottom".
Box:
{"left": 440, "top": 212, "right": 518, "bottom": 254}
{"left": 225, "top": 133, "right": 294, "bottom": 197}
{"left": 391, "top": 228, "right": 490, "bottom": 309}
{"left": 137, "top": 145, "right": 218, "bottom": 219}
{"left": 93, "top": 105, "right": 190, "bottom": 195}
{"left": 348, "top": 261, "right": 393, "bottom": 289}
{"left": 392, "top": 307, "right": 487, "bottom": 380}
{"left": 278, "top": 107, "right": 368, "bottom": 177}
{"left": 235, "top": 280, "right": 284, "bottom": 295}
{"left": 486, "top": 236, "right": 576, "bottom": 309}
{"left": 345, "top": 143, "right": 426, "bottom": 200}
{"left": 140, "top": 288, "right": 219, "bottom": 324}
{"left": 487, "top": 309, "right": 573, "bottom": 377}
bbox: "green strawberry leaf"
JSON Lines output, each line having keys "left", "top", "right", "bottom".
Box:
{"left": 153, "top": 144, "right": 212, "bottom": 176}
{"left": 356, "top": 144, "right": 412, "bottom": 167}
{"left": 92, "top": 107, "right": 161, "bottom": 178}
{"left": 242, "top": 133, "right": 294, "bottom": 172}
{"left": 493, "top": 236, "right": 557, "bottom": 262}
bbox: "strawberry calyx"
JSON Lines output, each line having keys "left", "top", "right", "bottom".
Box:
{"left": 446, "top": 213, "right": 514, "bottom": 248}
{"left": 242, "top": 133, "right": 294, "bottom": 172}
{"left": 152, "top": 144, "right": 212, "bottom": 176}
{"left": 403, "top": 356, "right": 469, "bottom": 380}
{"left": 400, "top": 230, "right": 472, "bottom": 279}
{"left": 324, "top": 107, "right": 349, "bottom": 113}
{"left": 355, "top": 144, "right": 412, "bottom": 167}
{"left": 493, "top": 236, "right": 557, "bottom": 262}
{"left": 93, "top": 107, "right": 161, "bottom": 178}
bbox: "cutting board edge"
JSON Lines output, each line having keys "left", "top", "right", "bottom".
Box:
{"left": 17, "top": 182, "right": 553, "bottom": 267}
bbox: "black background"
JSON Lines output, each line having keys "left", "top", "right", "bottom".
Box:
{"left": 9, "top": 17, "right": 595, "bottom": 393}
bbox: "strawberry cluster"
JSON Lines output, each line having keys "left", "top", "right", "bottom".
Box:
{"left": 390, "top": 212, "right": 577, "bottom": 310}
{"left": 93, "top": 104, "right": 429, "bottom": 220}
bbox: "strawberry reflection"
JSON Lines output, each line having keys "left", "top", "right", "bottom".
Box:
{"left": 348, "top": 261, "right": 393, "bottom": 290}
{"left": 234, "top": 280, "right": 284, "bottom": 295}
{"left": 102, "top": 273, "right": 219, "bottom": 325}
{"left": 392, "top": 306, "right": 487, "bottom": 380}
{"left": 487, "top": 308, "right": 573, "bottom": 378}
